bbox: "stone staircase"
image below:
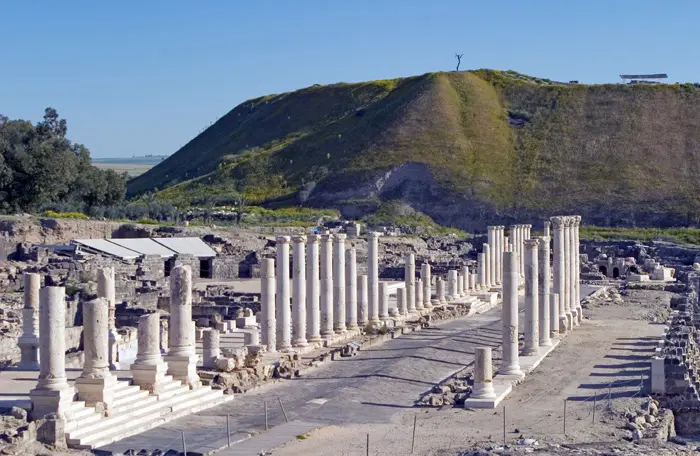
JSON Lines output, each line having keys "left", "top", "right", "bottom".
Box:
{"left": 65, "top": 376, "right": 233, "bottom": 449}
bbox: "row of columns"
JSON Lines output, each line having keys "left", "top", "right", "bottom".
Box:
{"left": 551, "top": 215, "right": 582, "bottom": 332}
{"left": 30, "top": 265, "right": 201, "bottom": 420}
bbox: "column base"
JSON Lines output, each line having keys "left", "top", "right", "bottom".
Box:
{"left": 575, "top": 306, "right": 583, "bottom": 323}
{"left": 497, "top": 364, "right": 523, "bottom": 376}
{"left": 131, "top": 361, "right": 169, "bottom": 394}
{"left": 431, "top": 299, "right": 440, "bottom": 306}
{"left": 346, "top": 323, "right": 359, "bottom": 330}
{"left": 565, "top": 312, "right": 574, "bottom": 330}
{"left": 334, "top": 328, "right": 347, "bottom": 335}
{"left": 307, "top": 335, "right": 323, "bottom": 344}
{"left": 559, "top": 316, "right": 568, "bottom": 334}
{"left": 164, "top": 354, "right": 201, "bottom": 389}
{"left": 30, "top": 386, "right": 76, "bottom": 420}
{"left": 472, "top": 382, "right": 497, "bottom": 399}
{"left": 76, "top": 374, "right": 118, "bottom": 410}
{"left": 521, "top": 347, "right": 539, "bottom": 357}
{"left": 292, "top": 338, "right": 309, "bottom": 348}
{"left": 539, "top": 338, "right": 553, "bottom": 347}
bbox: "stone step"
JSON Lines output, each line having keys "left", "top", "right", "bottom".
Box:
{"left": 111, "top": 388, "right": 152, "bottom": 409}
{"left": 68, "top": 387, "right": 232, "bottom": 449}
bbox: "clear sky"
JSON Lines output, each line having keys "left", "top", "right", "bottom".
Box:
{"left": 2, "top": 0, "right": 699, "bottom": 158}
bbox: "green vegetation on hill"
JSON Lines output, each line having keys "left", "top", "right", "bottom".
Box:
{"left": 128, "top": 70, "right": 700, "bottom": 228}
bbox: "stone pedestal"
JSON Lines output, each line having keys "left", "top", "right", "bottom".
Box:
{"left": 405, "top": 253, "right": 416, "bottom": 314}
{"left": 320, "top": 234, "right": 334, "bottom": 339}
{"left": 18, "top": 273, "right": 40, "bottom": 370}
{"left": 472, "top": 347, "right": 496, "bottom": 399}
{"left": 30, "top": 287, "right": 75, "bottom": 421}
{"left": 131, "top": 313, "right": 168, "bottom": 394}
{"left": 306, "top": 235, "right": 322, "bottom": 343}
{"left": 292, "top": 236, "right": 308, "bottom": 347}
{"left": 397, "top": 287, "right": 407, "bottom": 316}
{"left": 76, "top": 297, "right": 118, "bottom": 410}
{"left": 367, "top": 232, "right": 380, "bottom": 325}
{"left": 333, "top": 234, "right": 347, "bottom": 334}
{"left": 202, "top": 328, "right": 220, "bottom": 369}
{"left": 522, "top": 239, "right": 539, "bottom": 356}
{"left": 97, "top": 267, "right": 121, "bottom": 370}
{"left": 260, "top": 258, "right": 277, "bottom": 352}
{"left": 538, "top": 236, "right": 553, "bottom": 346}
{"left": 275, "top": 236, "right": 292, "bottom": 350}
{"left": 164, "top": 265, "right": 200, "bottom": 389}
{"left": 421, "top": 263, "right": 432, "bottom": 308}
{"left": 358, "top": 275, "right": 369, "bottom": 326}
{"left": 345, "top": 248, "right": 358, "bottom": 329}
{"left": 498, "top": 252, "right": 523, "bottom": 376}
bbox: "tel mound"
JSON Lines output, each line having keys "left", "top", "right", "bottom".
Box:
{"left": 128, "top": 70, "right": 700, "bottom": 230}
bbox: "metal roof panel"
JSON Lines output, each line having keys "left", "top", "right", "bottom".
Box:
{"left": 151, "top": 237, "right": 216, "bottom": 258}
{"left": 73, "top": 239, "right": 141, "bottom": 260}
{"left": 107, "top": 238, "right": 177, "bottom": 258}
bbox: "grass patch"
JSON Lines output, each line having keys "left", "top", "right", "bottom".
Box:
{"left": 41, "top": 210, "right": 89, "bottom": 220}
{"left": 580, "top": 226, "right": 700, "bottom": 245}
{"left": 363, "top": 201, "right": 467, "bottom": 237}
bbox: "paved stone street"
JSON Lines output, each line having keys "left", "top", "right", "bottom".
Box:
{"left": 100, "top": 286, "right": 596, "bottom": 455}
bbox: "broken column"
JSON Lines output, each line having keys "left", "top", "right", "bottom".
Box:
{"left": 76, "top": 297, "right": 117, "bottom": 410}
{"left": 320, "top": 234, "right": 335, "bottom": 339}
{"left": 523, "top": 239, "right": 539, "bottom": 356}
{"left": 573, "top": 216, "right": 582, "bottom": 324}
{"left": 358, "top": 274, "right": 369, "bottom": 326}
{"left": 30, "top": 286, "right": 75, "bottom": 419}
{"left": 306, "top": 235, "right": 322, "bottom": 344}
{"left": 405, "top": 253, "right": 416, "bottom": 314}
{"left": 397, "top": 287, "right": 407, "bottom": 316}
{"left": 472, "top": 347, "right": 496, "bottom": 399}
{"left": 202, "top": 328, "right": 220, "bottom": 369}
{"left": 421, "top": 263, "right": 432, "bottom": 308}
{"left": 448, "top": 269, "right": 459, "bottom": 299}
{"left": 432, "top": 277, "right": 443, "bottom": 305}
{"left": 367, "top": 232, "right": 380, "bottom": 325}
{"left": 477, "top": 253, "right": 486, "bottom": 290}
{"left": 18, "top": 272, "right": 40, "bottom": 370}
{"left": 97, "top": 267, "right": 120, "bottom": 370}
{"left": 260, "top": 258, "right": 276, "bottom": 352}
{"left": 415, "top": 278, "right": 423, "bottom": 311}
{"left": 487, "top": 227, "right": 497, "bottom": 287}
{"left": 292, "top": 235, "right": 308, "bottom": 347}
{"left": 538, "top": 236, "right": 553, "bottom": 346}
{"left": 164, "top": 265, "right": 200, "bottom": 388}
{"left": 131, "top": 312, "right": 168, "bottom": 394}
{"left": 333, "top": 233, "right": 347, "bottom": 334}
{"left": 550, "top": 216, "right": 568, "bottom": 333}
{"left": 345, "top": 247, "right": 358, "bottom": 330}
{"left": 378, "top": 281, "right": 389, "bottom": 321}
{"left": 275, "top": 236, "right": 292, "bottom": 350}
{"left": 498, "top": 252, "right": 523, "bottom": 376}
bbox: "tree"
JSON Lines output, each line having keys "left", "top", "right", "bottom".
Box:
{"left": 455, "top": 53, "right": 463, "bottom": 71}
{"left": 232, "top": 191, "right": 247, "bottom": 225}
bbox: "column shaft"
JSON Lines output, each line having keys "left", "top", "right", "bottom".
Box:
{"left": 499, "top": 252, "right": 523, "bottom": 375}
{"left": 415, "top": 279, "right": 423, "bottom": 311}
{"left": 472, "top": 347, "right": 496, "bottom": 399}
{"left": 405, "top": 253, "right": 416, "bottom": 313}
{"left": 397, "top": 287, "right": 407, "bottom": 316}
{"left": 538, "top": 236, "right": 553, "bottom": 345}
{"left": 477, "top": 254, "right": 486, "bottom": 289}
{"left": 320, "top": 234, "right": 334, "bottom": 338}
{"left": 523, "top": 239, "right": 539, "bottom": 356}
{"left": 421, "top": 263, "right": 432, "bottom": 308}
{"left": 131, "top": 312, "right": 168, "bottom": 394}
{"left": 97, "top": 267, "right": 120, "bottom": 370}
{"left": 345, "top": 248, "right": 358, "bottom": 329}
{"left": 292, "top": 236, "right": 308, "bottom": 347}
{"left": 367, "top": 232, "right": 380, "bottom": 324}
{"left": 573, "top": 216, "right": 582, "bottom": 323}
{"left": 379, "top": 282, "right": 389, "bottom": 320}
{"left": 276, "top": 236, "right": 292, "bottom": 350}
{"left": 563, "top": 219, "right": 573, "bottom": 327}
{"left": 18, "top": 273, "right": 40, "bottom": 370}
{"left": 260, "top": 258, "right": 276, "bottom": 351}
{"left": 306, "top": 236, "right": 322, "bottom": 343}
{"left": 550, "top": 217, "right": 568, "bottom": 333}
{"left": 202, "top": 329, "right": 220, "bottom": 369}
{"left": 448, "top": 270, "right": 458, "bottom": 299}
{"left": 358, "top": 275, "right": 369, "bottom": 325}
{"left": 333, "top": 234, "right": 347, "bottom": 333}
{"left": 165, "top": 265, "right": 200, "bottom": 388}
{"left": 487, "top": 228, "right": 496, "bottom": 286}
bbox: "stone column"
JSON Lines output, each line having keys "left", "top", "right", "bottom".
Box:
{"left": 97, "top": 267, "right": 120, "bottom": 370}
{"left": 498, "top": 226, "right": 505, "bottom": 284}
{"left": 405, "top": 253, "right": 416, "bottom": 314}
{"left": 18, "top": 273, "right": 40, "bottom": 370}
{"left": 415, "top": 278, "right": 423, "bottom": 311}
{"left": 275, "top": 236, "right": 292, "bottom": 350}
{"left": 306, "top": 235, "right": 322, "bottom": 343}
{"left": 165, "top": 265, "right": 200, "bottom": 388}
{"left": 320, "top": 234, "right": 334, "bottom": 339}
{"left": 333, "top": 234, "right": 347, "bottom": 334}
{"left": 432, "top": 277, "right": 442, "bottom": 305}
{"left": 30, "top": 287, "right": 75, "bottom": 419}
{"left": 397, "top": 287, "right": 407, "bottom": 316}
{"left": 477, "top": 253, "right": 486, "bottom": 290}
{"left": 457, "top": 270, "right": 465, "bottom": 297}
{"left": 525, "top": 224, "right": 532, "bottom": 240}
{"left": 550, "top": 216, "right": 568, "bottom": 333}
{"left": 437, "top": 277, "right": 447, "bottom": 304}
{"left": 358, "top": 275, "right": 369, "bottom": 326}
{"left": 345, "top": 248, "right": 358, "bottom": 330}
{"left": 523, "top": 239, "right": 539, "bottom": 356}
{"left": 563, "top": 218, "right": 574, "bottom": 328}
{"left": 483, "top": 243, "right": 491, "bottom": 289}
{"left": 472, "top": 347, "right": 496, "bottom": 399}
{"left": 470, "top": 273, "right": 477, "bottom": 291}
{"left": 421, "top": 263, "right": 432, "bottom": 308}
{"left": 378, "top": 281, "right": 389, "bottom": 320}
{"left": 76, "top": 297, "right": 117, "bottom": 409}
{"left": 260, "top": 258, "right": 276, "bottom": 352}
{"left": 498, "top": 252, "right": 523, "bottom": 376}
{"left": 201, "top": 328, "right": 220, "bottom": 369}
{"left": 487, "top": 227, "right": 497, "bottom": 287}
{"left": 543, "top": 221, "right": 551, "bottom": 238}
{"left": 367, "top": 232, "right": 380, "bottom": 325}
{"left": 131, "top": 312, "right": 168, "bottom": 394}
{"left": 538, "top": 236, "right": 553, "bottom": 346}
{"left": 573, "top": 216, "right": 582, "bottom": 324}
{"left": 292, "top": 236, "right": 308, "bottom": 347}
{"left": 461, "top": 265, "right": 469, "bottom": 294}
{"left": 448, "top": 270, "right": 459, "bottom": 299}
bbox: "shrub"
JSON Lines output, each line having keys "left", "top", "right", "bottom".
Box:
{"left": 40, "top": 210, "right": 88, "bottom": 220}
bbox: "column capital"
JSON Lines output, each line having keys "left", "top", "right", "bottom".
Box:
{"left": 307, "top": 234, "right": 320, "bottom": 244}
{"left": 572, "top": 215, "right": 582, "bottom": 227}
{"left": 320, "top": 233, "right": 334, "bottom": 242}
{"left": 524, "top": 224, "right": 532, "bottom": 229}
{"left": 524, "top": 238, "right": 540, "bottom": 247}
{"left": 276, "top": 235, "right": 291, "bottom": 244}
{"left": 291, "top": 235, "right": 307, "bottom": 244}
{"left": 367, "top": 231, "right": 381, "bottom": 239}
{"left": 550, "top": 216, "right": 565, "bottom": 229}
{"left": 334, "top": 233, "right": 347, "bottom": 241}
{"left": 537, "top": 235, "right": 551, "bottom": 244}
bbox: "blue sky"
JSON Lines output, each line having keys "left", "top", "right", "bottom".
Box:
{"left": 2, "top": 0, "right": 698, "bottom": 158}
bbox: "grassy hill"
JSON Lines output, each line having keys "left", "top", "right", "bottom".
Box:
{"left": 128, "top": 70, "right": 700, "bottom": 230}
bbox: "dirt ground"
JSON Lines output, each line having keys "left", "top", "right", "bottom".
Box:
{"left": 272, "top": 288, "right": 694, "bottom": 456}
